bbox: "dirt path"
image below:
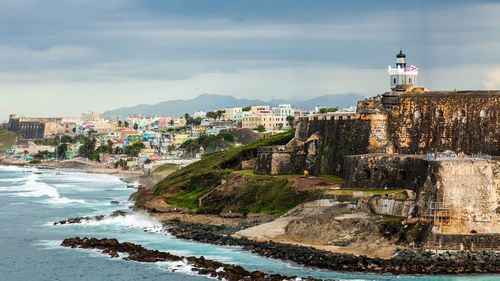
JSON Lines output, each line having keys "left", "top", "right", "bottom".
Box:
{"left": 233, "top": 200, "right": 397, "bottom": 259}
{"left": 234, "top": 217, "right": 296, "bottom": 240}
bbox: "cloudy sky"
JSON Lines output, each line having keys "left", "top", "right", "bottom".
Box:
{"left": 1, "top": 0, "right": 500, "bottom": 120}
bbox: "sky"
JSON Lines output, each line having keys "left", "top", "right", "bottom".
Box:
{"left": 1, "top": 0, "right": 500, "bottom": 121}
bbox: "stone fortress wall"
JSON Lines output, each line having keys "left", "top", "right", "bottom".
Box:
{"left": 254, "top": 90, "right": 500, "bottom": 238}
{"left": 382, "top": 91, "right": 500, "bottom": 155}
{"left": 258, "top": 91, "right": 499, "bottom": 179}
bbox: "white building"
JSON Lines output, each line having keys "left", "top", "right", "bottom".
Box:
{"left": 272, "top": 104, "right": 295, "bottom": 117}
{"left": 235, "top": 111, "right": 253, "bottom": 123}
{"left": 192, "top": 111, "right": 207, "bottom": 119}
{"left": 222, "top": 107, "right": 242, "bottom": 122}
{"left": 388, "top": 50, "right": 418, "bottom": 90}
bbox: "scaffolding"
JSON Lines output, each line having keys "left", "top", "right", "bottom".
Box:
{"left": 420, "top": 201, "right": 452, "bottom": 232}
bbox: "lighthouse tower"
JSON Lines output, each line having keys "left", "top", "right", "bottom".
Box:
{"left": 388, "top": 50, "right": 418, "bottom": 91}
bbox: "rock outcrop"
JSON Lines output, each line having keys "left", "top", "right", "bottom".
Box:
{"left": 61, "top": 237, "right": 330, "bottom": 281}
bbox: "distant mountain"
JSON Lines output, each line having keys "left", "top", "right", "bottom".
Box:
{"left": 102, "top": 93, "right": 366, "bottom": 119}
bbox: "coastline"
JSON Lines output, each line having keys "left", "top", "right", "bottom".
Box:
{"left": 0, "top": 158, "right": 164, "bottom": 189}
{"left": 4, "top": 159, "right": 500, "bottom": 276}
{"left": 164, "top": 221, "right": 500, "bottom": 275}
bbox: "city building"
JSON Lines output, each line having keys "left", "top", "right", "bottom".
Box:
{"left": 81, "top": 112, "right": 103, "bottom": 122}
{"left": 242, "top": 115, "right": 287, "bottom": 131}
{"left": 7, "top": 115, "right": 77, "bottom": 139}
{"left": 222, "top": 107, "right": 242, "bottom": 122}
{"left": 192, "top": 111, "right": 207, "bottom": 119}
{"left": 272, "top": 104, "right": 295, "bottom": 117}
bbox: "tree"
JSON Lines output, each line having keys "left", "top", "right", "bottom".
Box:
{"left": 192, "top": 117, "right": 203, "bottom": 126}
{"left": 57, "top": 143, "right": 68, "bottom": 160}
{"left": 242, "top": 106, "right": 251, "bottom": 112}
{"left": 219, "top": 131, "right": 235, "bottom": 142}
{"left": 118, "top": 120, "right": 123, "bottom": 127}
{"left": 179, "top": 132, "right": 236, "bottom": 158}
{"left": 79, "top": 137, "right": 97, "bottom": 160}
{"left": 319, "top": 107, "right": 338, "bottom": 114}
{"left": 61, "top": 135, "right": 73, "bottom": 143}
{"left": 113, "top": 146, "right": 123, "bottom": 155}
{"left": 124, "top": 121, "right": 129, "bottom": 128}
{"left": 216, "top": 110, "right": 225, "bottom": 120}
{"left": 206, "top": 111, "right": 217, "bottom": 119}
{"left": 169, "top": 119, "right": 174, "bottom": 127}
{"left": 254, "top": 125, "right": 266, "bottom": 132}
{"left": 125, "top": 142, "right": 145, "bottom": 157}
{"left": 133, "top": 123, "right": 139, "bottom": 130}
{"left": 286, "top": 115, "right": 295, "bottom": 128}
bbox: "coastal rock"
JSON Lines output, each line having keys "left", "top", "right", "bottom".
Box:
{"left": 61, "top": 237, "right": 331, "bottom": 281}
{"left": 165, "top": 222, "right": 500, "bottom": 275}
{"left": 53, "top": 210, "right": 130, "bottom": 226}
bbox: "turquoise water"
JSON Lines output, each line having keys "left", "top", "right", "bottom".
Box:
{"left": 0, "top": 165, "right": 498, "bottom": 281}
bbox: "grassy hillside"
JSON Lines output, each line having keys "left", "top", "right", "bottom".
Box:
{"left": 151, "top": 130, "right": 313, "bottom": 214}
{"left": 154, "top": 130, "right": 295, "bottom": 195}
{"left": 198, "top": 173, "right": 320, "bottom": 215}
{"left": 0, "top": 129, "right": 16, "bottom": 152}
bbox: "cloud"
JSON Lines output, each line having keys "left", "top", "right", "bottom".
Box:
{"left": 0, "top": 0, "right": 500, "bottom": 120}
{"left": 483, "top": 68, "right": 500, "bottom": 90}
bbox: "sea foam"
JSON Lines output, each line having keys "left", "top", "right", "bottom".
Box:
{"left": 1, "top": 172, "right": 85, "bottom": 204}
{"left": 79, "top": 212, "right": 164, "bottom": 232}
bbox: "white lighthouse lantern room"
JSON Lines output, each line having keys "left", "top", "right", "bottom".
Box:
{"left": 388, "top": 50, "right": 418, "bottom": 90}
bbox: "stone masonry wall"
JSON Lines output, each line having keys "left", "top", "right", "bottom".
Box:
{"left": 432, "top": 160, "right": 500, "bottom": 234}
{"left": 297, "top": 118, "right": 371, "bottom": 176}
{"left": 383, "top": 92, "right": 500, "bottom": 155}
{"left": 426, "top": 233, "right": 500, "bottom": 251}
{"left": 254, "top": 145, "right": 306, "bottom": 175}
{"left": 342, "top": 154, "right": 429, "bottom": 191}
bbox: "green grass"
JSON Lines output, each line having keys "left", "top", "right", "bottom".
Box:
{"left": 190, "top": 172, "right": 323, "bottom": 215}
{"left": 320, "top": 175, "right": 343, "bottom": 184}
{"left": 237, "top": 169, "right": 256, "bottom": 176}
{"left": 154, "top": 130, "right": 295, "bottom": 196}
{"left": 154, "top": 164, "right": 180, "bottom": 176}
{"left": 0, "top": 129, "right": 16, "bottom": 152}
{"left": 165, "top": 186, "right": 206, "bottom": 209}
{"left": 229, "top": 175, "right": 320, "bottom": 215}
{"left": 153, "top": 130, "right": 300, "bottom": 214}
{"left": 325, "top": 188, "right": 407, "bottom": 200}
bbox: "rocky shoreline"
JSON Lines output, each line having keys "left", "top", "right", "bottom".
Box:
{"left": 165, "top": 222, "right": 500, "bottom": 275}
{"left": 61, "top": 237, "right": 331, "bottom": 281}
{"left": 54, "top": 213, "right": 500, "bottom": 275}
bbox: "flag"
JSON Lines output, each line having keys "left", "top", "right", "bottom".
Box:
{"left": 405, "top": 65, "right": 418, "bottom": 72}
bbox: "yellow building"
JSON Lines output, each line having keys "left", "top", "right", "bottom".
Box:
{"left": 173, "top": 133, "right": 190, "bottom": 145}
{"left": 242, "top": 115, "right": 288, "bottom": 130}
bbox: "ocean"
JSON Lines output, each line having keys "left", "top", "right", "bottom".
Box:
{"left": 0, "top": 165, "right": 498, "bottom": 281}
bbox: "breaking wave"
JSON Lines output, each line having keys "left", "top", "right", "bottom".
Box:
{"left": 0, "top": 172, "right": 85, "bottom": 204}
{"left": 78, "top": 212, "right": 164, "bottom": 232}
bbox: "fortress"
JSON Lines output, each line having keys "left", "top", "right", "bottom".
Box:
{"left": 255, "top": 51, "right": 500, "bottom": 250}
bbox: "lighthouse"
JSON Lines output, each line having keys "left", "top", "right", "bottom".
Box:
{"left": 388, "top": 50, "right": 418, "bottom": 91}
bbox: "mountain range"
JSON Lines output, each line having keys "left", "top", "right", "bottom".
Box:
{"left": 102, "top": 93, "right": 365, "bottom": 119}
